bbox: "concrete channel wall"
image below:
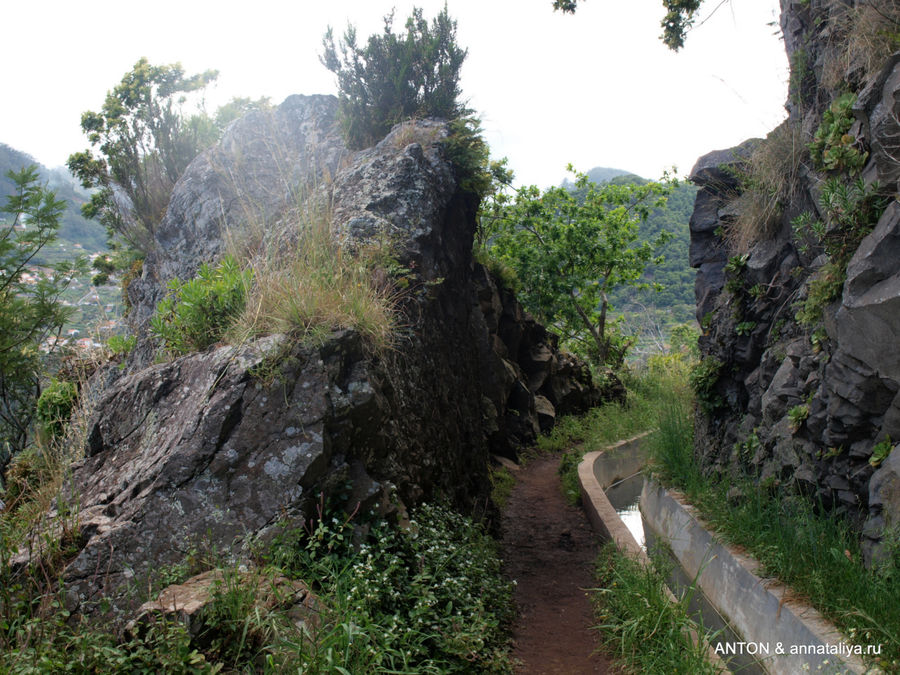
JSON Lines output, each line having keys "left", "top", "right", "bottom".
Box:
{"left": 640, "top": 481, "right": 867, "bottom": 675}
{"left": 578, "top": 435, "right": 870, "bottom": 675}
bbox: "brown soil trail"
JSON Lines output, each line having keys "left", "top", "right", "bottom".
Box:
{"left": 500, "top": 455, "right": 617, "bottom": 675}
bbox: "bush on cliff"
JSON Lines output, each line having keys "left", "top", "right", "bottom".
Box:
{"left": 150, "top": 254, "right": 252, "bottom": 357}
{"left": 321, "top": 6, "right": 468, "bottom": 150}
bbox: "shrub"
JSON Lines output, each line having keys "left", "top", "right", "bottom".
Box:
{"left": 870, "top": 437, "right": 894, "bottom": 468}
{"left": 809, "top": 93, "right": 867, "bottom": 174}
{"left": 107, "top": 334, "right": 137, "bottom": 357}
{"left": 795, "top": 261, "right": 845, "bottom": 327}
{"left": 321, "top": 6, "right": 467, "bottom": 149}
{"left": 35, "top": 379, "right": 78, "bottom": 439}
{"left": 267, "top": 502, "right": 514, "bottom": 673}
{"left": 150, "top": 254, "right": 252, "bottom": 357}
{"left": 690, "top": 356, "right": 724, "bottom": 414}
{"left": 787, "top": 403, "right": 810, "bottom": 433}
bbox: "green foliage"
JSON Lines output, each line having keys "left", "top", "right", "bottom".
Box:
{"left": 552, "top": 0, "right": 703, "bottom": 50}
{"left": 795, "top": 261, "right": 845, "bottom": 327}
{"left": 817, "top": 176, "right": 889, "bottom": 263}
{"left": 443, "top": 116, "right": 511, "bottom": 199}
{"left": 35, "top": 379, "right": 78, "bottom": 440}
{"left": 321, "top": 6, "right": 468, "bottom": 149}
{"left": 787, "top": 403, "right": 810, "bottom": 433}
{"left": 689, "top": 355, "right": 723, "bottom": 414}
{"left": 150, "top": 255, "right": 251, "bottom": 357}
{"left": 0, "top": 167, "right": 84, "bottom": 460}
{"left": 267, "top": 502, "right": 514, "bottom": 672}
{"left": 870, "top": 438, "right": 893, "bottom": 468}
{"left": 592, "top": 542, "right": 719, "bottom": 674}
{"left": 668, "top": 322, "right": 700, "bottom": 359}
{"left": 793, "top": 178, "right": 888, "bottom": 329}
{"left": 605, "top": 178, "right": 698, "bottom": 331}
{"left": 483, "top": 167, "right": 671, "bottom": 368}
{"left": 723, "top": 253, "right": 748, "bottom": 277}
{"left": 549, "top": 351, "right": 694, "bottom": 504}
{"left": 809, "top": 93, "right": 868, "bottom": 173}
{"left": 67, "top": 58, "right": 219, "bottom": 255}
{"left": 1, "top": 612, "right": 211, "bottom": 673}
{"left": 794, "top": 178, "right": 887, "bottom": 269}
{"left": 653, "top": 431, "right": 900, "bottom": 669}
{"left": 106, "top": 334, "right": 136, "bottom": 357}
{"left": 734, "top": 320, "right": 756, "bottom": 336}
{"left": 0, "top": 144, "right": 108, "bottom": 256}
{"left": 489, "top": 465, "right": 516, "bottom": 509}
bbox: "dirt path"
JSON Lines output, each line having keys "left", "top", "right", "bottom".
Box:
{"left": 500, "top": 455, "right": 617, "bottom": 675}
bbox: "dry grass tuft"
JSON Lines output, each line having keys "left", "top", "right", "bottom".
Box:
{"left": 388, "top": 120, "right": 443, "bottom": 149}
{"left": 823, "top": 2, "right": 900, "bottom": 90}
{"left": 230, "top": 204, "right": 399, "bottom": 352}
{"left": 725, "top": 121, "right": 807, "bottom": 254}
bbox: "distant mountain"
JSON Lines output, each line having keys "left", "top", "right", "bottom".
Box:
{"left": 561, "top": 165, "right": 635, "bottom": 188}
{"left": 0, "top": 143, "right": 107, "bottom": 254}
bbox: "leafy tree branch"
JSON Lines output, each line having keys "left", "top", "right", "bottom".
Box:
{"left": 482, "top": 168, "right": 673, "bottom": 367}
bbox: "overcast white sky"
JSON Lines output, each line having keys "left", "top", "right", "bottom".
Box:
{"left": 1, "top": 0, "right": 787, "bottom": 188}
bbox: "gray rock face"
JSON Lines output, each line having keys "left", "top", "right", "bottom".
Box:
{"left": 836, "top": 202, "right": 900, "bottom": 382}
{"left": 691, "top": 0, "right": 900, "bottom": 563}
{"left": 864, "top": 444, "right": 900, "bottom": 565}
{"left": 128, "top": 95, "right": 348, "bottom": 348}
{"left": 61, "top": 96, "right": 603, "bottom": 615}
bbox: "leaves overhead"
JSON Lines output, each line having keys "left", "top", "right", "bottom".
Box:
{"left": 552, "top": 0, "right": 704, "bottom": 51}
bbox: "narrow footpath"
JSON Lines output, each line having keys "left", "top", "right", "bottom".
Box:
{"left": 500, "top": 455, "right": 618, "bottom": 675}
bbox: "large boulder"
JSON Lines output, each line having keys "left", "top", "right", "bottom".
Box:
{"left": 128, "top": 95, "right": 348, "bottom": 350}
{"left": 57, "top": 96, "right": 602, "bottom": 616}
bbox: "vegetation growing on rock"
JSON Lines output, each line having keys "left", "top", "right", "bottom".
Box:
{"left": 321, "top": 6, "right": 467, "bottom": 150}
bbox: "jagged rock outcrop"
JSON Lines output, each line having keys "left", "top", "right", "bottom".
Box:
{"left": 60, "top": 95, "right": 602, "bottom": 615}
{"left": 690, "top": 0, "right": 900, "bottom": 563}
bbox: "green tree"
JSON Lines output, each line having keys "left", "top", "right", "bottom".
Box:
{"left": 321, "top": 5, "right": 468, "bottom": 148}
{"left": 553, "top": 0, "right": 704, "bottom": 50}
{"left": 0, "top": 167, "right": 84, "bottom": 472}
{"left": 483, "top": 168, "right": 672, "bottom": 368}
{"left": 67, "top": 58, "right": 219, "bottom": 254}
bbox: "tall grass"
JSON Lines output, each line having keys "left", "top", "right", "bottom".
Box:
{"left": 592, "top": 542, "right": 719, "bottom": 674}
{"left": 550, "top": 352, "right": 694, "bottom": 504}
{"left": 650, "top": 386, "right": 900, "bottom": 670}
{"left": 228, "top": 202, "right": 399, "bottom": 352}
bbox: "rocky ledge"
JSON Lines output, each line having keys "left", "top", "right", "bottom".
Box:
{"left": 55, "top": 95, "right": 605, "bottom": 616}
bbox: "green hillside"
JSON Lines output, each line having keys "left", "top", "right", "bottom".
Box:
{"left": 0, "top": 143, "right": 107, "bottom": 255}
{"left": 1, "top": 143, "right": 121, "bottom": 337}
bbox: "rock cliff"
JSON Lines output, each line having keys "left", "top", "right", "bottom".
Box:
{"left": 60, "top": 95, "right": 603, "bottom": 615}
{"left": 690, "top": 0, "right": 900, "bottom": 563}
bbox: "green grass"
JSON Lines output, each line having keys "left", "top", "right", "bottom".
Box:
{"left": 650, "top": 395, "right": 900, "bottom": 671}
{"left": 548, "top": 353, "right": 694, "bottom": 504}
{"left": 1, "top": 498, "right": 515, "bottom": 674}
{"left": 489, "top": 464, "right": 516, "bottom": 509}
{"left": 592, "top": 542, "right": 719, "bottom": 674}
